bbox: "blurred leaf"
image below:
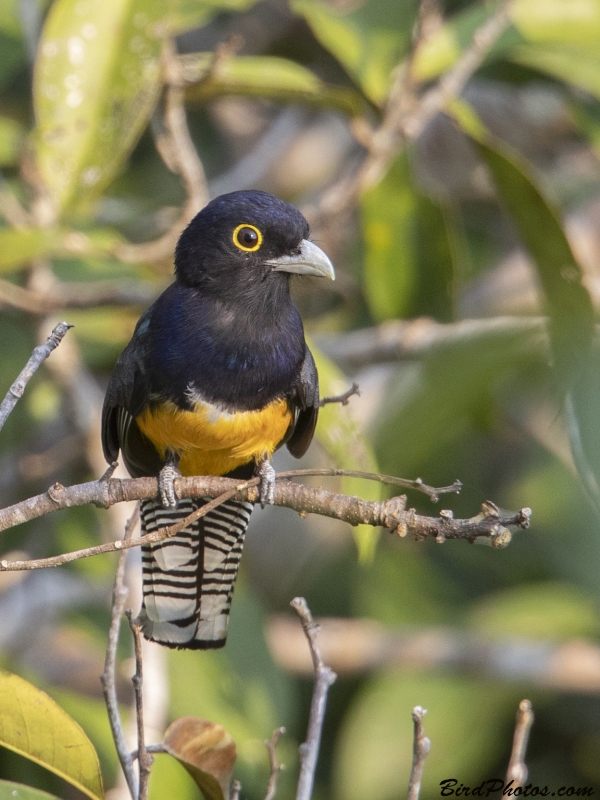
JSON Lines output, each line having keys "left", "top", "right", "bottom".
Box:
{"left": 0, "top": 781, "right": 61, "bottom": 800}
{"left": 163, "top": 717, "right": 236, "bottom": 800}
{"left": 149, "top": 754, "right": 201, "bottom": 800}
{"left": 185, "top": 53, "right": 365, "bottom": 116}
{"left": 290, "top": 0, "right": 413, "bottom": 105}
{"left": 170, "top": 0, "right": 261, "bottom": 34}
{"left": 360, "top": 153, "right": 417, "bottom": 321}
{"left": 34, "top": 0, "right": 165, "bottom": 215}
{"left": 0, "top": 226, "right": 124, "bottom": 273}
{"left": 511, "top": 43, "right": 600, "bottom": 99}
{"left": 0, "top": 671, "right": 104, "bottom": 800}
{"left": 0, "top": 0, "right": 22, "bottom": 37}
{"left": 510, "top": 0, "right": 600, "bottom": 44}
{"left": 468, "top": 582, "right": 600, "bottom": 639}
{"left": 450, "top": 99, "right": 594, "bottom": 392}
{"left": 0, "top": 117, "right": 24, "bottom": 166}
{"left": 310, "top": 340, "right": 382, "bottom": 562}
{"left": 334, "top": 672, "right": 511, "bottom": 800}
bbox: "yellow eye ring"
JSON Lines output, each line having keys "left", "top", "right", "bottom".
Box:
{"left": 233, "top": 223, "right": 263, "bottom": 252}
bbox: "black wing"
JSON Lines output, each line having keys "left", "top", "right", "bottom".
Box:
{"left": 101, "top": 308, "right": 164, "bottom": 478}
{"left": 286, "top": 345, "right": 319, "bottom": 459}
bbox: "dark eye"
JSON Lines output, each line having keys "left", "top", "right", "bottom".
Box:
{"left": 233, "top": 224, "right": 262, "bottom": 252}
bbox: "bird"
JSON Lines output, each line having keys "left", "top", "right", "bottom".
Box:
{"left": 101, "top": 190, "right": 335, "bottom": 649}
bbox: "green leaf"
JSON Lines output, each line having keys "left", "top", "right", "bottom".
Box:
{"left": 0, "top": 226, "right": 124, "bottom": 273}
{"left": 449, "top": 99, "right": 594, "bottom": 391}
{"left": 510, "top": 43, "right": 600, "bottom": 99}
{"left": 162, "top": 717, "right": 236, "bottom": 800}
{"left": 468, "top": 582, "right": 600, "bottom": 640}
{"left": 0, "top": 781, "right": 61, "bottom": 800}
{"left": 185, "top": 53, "right": 365, "bottom": 116}
{"left": 310, "top": 340, "right": 382, "bottom": 562}
{"left": 170, "top": 0, "right": 261, "bottom": 34}
{"left": 0, "top": 117, "right": 24, "bottom": 166}
{"left": 34, "top": 0, "right": 165, "bottom": 216}
{"left": 0, "top": 671, "right": 104, "bottom": 800}
{"left": 290, "top": 0, "right": 413, "bottom": 105}
{"left": 510, "top": 0, "right": 600, "bottom": 44}
{"left": 360, "top": 153, "right": 417, "bottom": 321}
{"left": 334, "top": 672, "right": 511, "bottom": 800}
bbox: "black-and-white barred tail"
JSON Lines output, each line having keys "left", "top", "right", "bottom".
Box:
{"left": 137, "top": 496, "right": 253, "bottom": 648}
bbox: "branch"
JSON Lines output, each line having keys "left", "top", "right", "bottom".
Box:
{"left": 0, "top": 473, "right": 530, "bottom": 572}
{"left": 0, "top": 277, "right": 161, "bottom": 315}
{"left": 101, "top": 507, "right": 140, "bottom": 800}
{"left": 231, "top": 781, "right": 242, "bottom": 800}
{"left": 318, "top": 382, "right": 360, "bottom": 408}
{"left": 115, "top": 40, "right": 209, "bottom": 265}
{"left": 318, "top": 316, "right": 547, "bottom": 372}
{"left": 0, "top": 321, "right": 72, "bottom": 432}
{"left": 505, "top": 700, "right": 534, "bottom": 787}
{"left": 264, "top": 727, "right": 286, "bottom": 800}
{"left": 407, "top": 706, "right": 430, "bottom": 800}
{"left": 309, "top": 0, "right": 513, "bottom": 221}
{"left": 291, "top": 598, "right": 337, "bottom": 800}
{"left": 126, "top": 610, "right": 153, "bottom": 800}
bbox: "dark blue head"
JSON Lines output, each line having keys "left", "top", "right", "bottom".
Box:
{"left": 174, "top": 190, "right": 334, "bottom": 294}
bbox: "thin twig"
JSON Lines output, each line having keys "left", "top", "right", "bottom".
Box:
{"left": 264, "top": 727, "right": 286, "bottom": 800}
{"left": 0, "top": 476, "right": 530, "bottom": 571}
{"left": 101, "top": 507, "right": 140, "bottom": 800}
{"left": 291, "top": 597, "right": 337, "bottom": 800}
{"left": 505, "top": 700, "right": 534, "bottom": 788}
{"left": 0, "top": 321, "right": 72, "bottom": 433}
{"left": 318, "top": 383, "right": 360, "bottom": 408}
{"left": 115, "top": 40, "right": 209, "bottom": 265}
{"left": 310, "top": 0, "right": 513, "bottom": 221}
{"left": 231, "top": 781, "right": 242, "bottom": 800}
{"left": 126, "top": 610, "right": 153, "bottom": 800}
{"left": 407, "top": 706, "right": 430, "bottom": 800}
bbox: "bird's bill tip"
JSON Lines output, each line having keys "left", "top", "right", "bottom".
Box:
{"left": 267, "top": 239, "right": 335, "bottom": 280}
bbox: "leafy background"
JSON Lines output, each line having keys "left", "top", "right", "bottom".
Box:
{"left": 2, "top": 0, "right": 600, "bottom": 797}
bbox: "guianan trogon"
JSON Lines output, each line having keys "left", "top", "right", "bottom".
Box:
{"left": 102, "top": 190, "right": 335, "bottom": 649}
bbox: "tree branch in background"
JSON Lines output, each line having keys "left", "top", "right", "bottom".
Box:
{"left": 318, "top": 382, "right": 360, "bottom": 407}
{"left": 264, "top": 727, "right": 286, "bottom": 800}
{"left": 231, "top": 780, "right": 242, "bottom": 800}
{"left": 505, "top": 700, "right": 534, "bottom": 788}
{"left": 126, "top": 610, "right": 153, "bottom": 800}
{"left": 291, "top": 597, "right": 337, "bottom": 800}
{"left": 407, "top": 706, "right": 430, "bottom": 800}
{"left": 101, "top": 507, "right": 140, "bottom": 800}
{"left": 115, "top": 40, "right": 209, "bottom": 265}
{"left": 0, "top": 321, "right": 72, "bottom": 432}
{"left": 318, "top": 316, "right": 548, "bottom": 372}
{"left": 310, "top": 0, "right": 513, "bottom": 222}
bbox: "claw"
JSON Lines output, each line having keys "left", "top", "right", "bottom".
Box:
{"left": 159, "top": 463, "right": 180, "bottom": 508}
{"left": 258, "top": 459, "right": 276, "bottom": 507}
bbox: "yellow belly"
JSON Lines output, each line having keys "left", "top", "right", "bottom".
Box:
{"left": 136, "top": 397, "right": 293, "bottom": 476}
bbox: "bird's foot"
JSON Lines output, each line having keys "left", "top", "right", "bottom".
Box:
{"left": 159, "top": 463, "right": 180, "bottom": 508}
{"left": 258, "top": 459, "right": 276, "bottom": 507}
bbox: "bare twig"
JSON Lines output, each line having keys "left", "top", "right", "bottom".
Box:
{"left": 407, "top": 706, "right": 430, "bottom": 800}
{"left": 126, "top": 610, "right": 153, "bottom": 800}
{"left": 291, "top": 597, "right": 337, "bottom": 800}
{"left": 505, "top": 700, "right": 534, "bottom": 788}
{"left": 0, "top": 277, "right": 161, "bottom": 314}
{"left": 318, "top": 383, "right": 360, "bottom": 408}
{"left": 264, "top": 727, "right": 286, "bottom": 800}
{"left": 101, "top": 507, "right": 140, "bottom": 800}
{"left": 0, "top": 321, "right": 72, "bottom": 432}
{"left": 318, "top": 316, "right": 548, "bottom": 372}
{"left": 310, "top": 0, "right": 513, "bottom": 222}
{"left": 116, "top": 40, "right": 209, "bottom": 265}
{"left": 231, "top": 781, "right": 242, "bottom": 800}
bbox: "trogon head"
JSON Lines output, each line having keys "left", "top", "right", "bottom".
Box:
{"left": 174, "top": 190, "right": 335, "bottom": 293}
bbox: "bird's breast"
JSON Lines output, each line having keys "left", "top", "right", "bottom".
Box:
{"left": 136, "top": 395, "right": 293, "bottom": 477}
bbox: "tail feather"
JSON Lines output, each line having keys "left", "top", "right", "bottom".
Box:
{"left": 138, "top": 496, "right": 253, "bottom": 649}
